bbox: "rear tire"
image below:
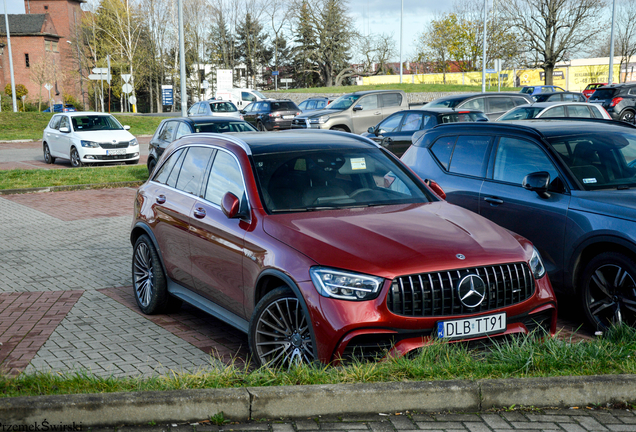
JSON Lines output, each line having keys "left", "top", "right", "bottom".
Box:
{"left": 257, "top": 122, "right": 267, "bottom": 132}
{"left": 43, "top": 143, "right": 55, "bottom": 164}
{"left": 620, "top": 110, "right": 635, "bottom": 123}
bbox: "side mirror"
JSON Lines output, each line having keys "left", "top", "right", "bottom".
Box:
{"left": 59, "top": 126, "right": 70, "bottom": 133}
{"left": 353, "top": 105, "right": 363, "bottom": 111}
{"left": 367, "top": 126, "right": 375, "bottom": 134}
{"left": 240, "top": 110, "right": 246, "bottom": 114}
{"left": 380, "top": 136, "right": 392, "bottom": 148}
{"left": 425, "top": 178, "right": 446, "bottom": 200}
{"left": 222, "top": 192, "right": 242, "bottom": 219}
{"left": 522, "top": 171, "right": 551, "bottom": 198}
{"left": 124, "top": 125, "right": 131, "bottom": 130}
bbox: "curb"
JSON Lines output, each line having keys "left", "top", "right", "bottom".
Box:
{"left": 2, "top": 375, "right": 636, "bottom": 425}
{"left": 0, "top": 181, "right": 143, "bottom": 195}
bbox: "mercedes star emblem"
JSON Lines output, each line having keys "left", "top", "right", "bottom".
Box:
{"left": 456, "top": 254, "right": 466, "bottom": 260}
{"left": 457, "top": 274, "right": 487, "bottom": 308}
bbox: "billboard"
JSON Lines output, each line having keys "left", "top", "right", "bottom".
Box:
{"left": 217, "top": 69, "right": 233, "bottom": 90}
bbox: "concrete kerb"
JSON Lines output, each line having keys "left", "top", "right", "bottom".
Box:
{"left": 0, "top": 181, "right": 144, "bottom": 195}
{"left": 2, "top": 375, "right": 636, "bottom": 426}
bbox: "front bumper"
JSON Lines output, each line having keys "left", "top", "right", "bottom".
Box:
{"left": 301, "top": 274, "right": 557, "bottom": 364}
{"left": 80, "top": 146, "right": 140, "bottom": 163}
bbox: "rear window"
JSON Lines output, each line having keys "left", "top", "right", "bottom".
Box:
{"left": 520, "top": 87, "right": 535, "bottom": 94}
{"left": 427, "top": 98, "right": 461, "bottom": 108}
{"left": 590, "top": 89, "right": 617, "bottom": 100}
{"left": 193, "top": 121, "right": 256, "bottom": 133}
{"left": 270, "top": 101, "right": 299, "bottom": 111}
{"left": 439, "top": 112, "right": 488, "bottom": 123}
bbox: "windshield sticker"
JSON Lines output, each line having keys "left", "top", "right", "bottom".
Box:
{"left": 350, "top": 157, "right": 367, "bottom": 170}
{"left": 583, "top": 178, "right": 597, "bottom": 184}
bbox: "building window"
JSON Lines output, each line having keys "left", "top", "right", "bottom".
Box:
{"left": 44, "top": 5, "right": 48, "bottom": 9}
{"left": 25, "top": 53, "right": 29, "bottom": 68}
{"left": 45, "top": 40, "right": 50, "bottom": 51}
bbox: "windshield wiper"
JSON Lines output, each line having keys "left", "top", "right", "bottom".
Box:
{"left": 617, "top": 185, "right": 631, "bottom": 190}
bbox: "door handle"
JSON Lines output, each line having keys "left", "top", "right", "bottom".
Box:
{"left": 484, "top": 197, "right": 504, "bottom": 205}
{"left": 156, "top": 195, "right": 166, "bottom": 204}
{"left": 374, "top": 111, "right": 381, "bottom": 115}
{"left": 193, "top": 207, "right": 206, "bottom": 219}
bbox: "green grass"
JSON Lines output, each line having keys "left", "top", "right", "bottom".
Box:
{"left": 276, "top": 83, "right": 520, "bottom": 94}
{"left": 0, "top": 112, "right": 170, "bottom": 142}
{"left": 2, "top": 326, "right": 635, "bottom": 398}
{"left": 0, "top": 165, "right": 148, "bottom": 190}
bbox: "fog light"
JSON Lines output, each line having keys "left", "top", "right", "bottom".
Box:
{"left": 85, "top": 155, "right": 95, "bottom": 159}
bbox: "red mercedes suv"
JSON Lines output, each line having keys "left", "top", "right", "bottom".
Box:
{"left": 130, "top": 130, "right": 557, "bottom": 367}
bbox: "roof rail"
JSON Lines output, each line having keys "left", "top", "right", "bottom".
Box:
{"left": 188, "top": 132, "right": 253, "bottom": 155}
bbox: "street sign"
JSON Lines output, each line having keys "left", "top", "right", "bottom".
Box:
{"left": 92, "top": 67, "right": 108, "bottom": 74}
{"left": 272, "top": 71, "right": 279, "bottom": 76}
{"left": 121, "top": 74, "right": 131, "bottom": 83}
{"left": 44, "top": 83, "right": 52, "bottom": 90}
{"left": 122, "top": 83, "right": 133, "bottom": 94}
{"left": 88, "top": 73, "right": 111, "bottom": 83}
{"left": 162, "top": 85, "right": 173, "bottom": 106}
{"left": 280, "top": 78, "right": 293, "bottom": 83}
{"left": 486, "top": 69, "right": 496, "bottom": 73}
{"left": 129, "top": 95, "right": 137, "bottom": 105}
{"left": 201, "top": 80, "right": 209, "bottom": 89}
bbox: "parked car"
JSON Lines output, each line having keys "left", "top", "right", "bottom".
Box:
{"left": 147, "top": 116, "right": 256, "bottom": 173}
{"left": 588, "top": 83, "right": 636, "bottom": 122}
{"left": 292, "top": 90, "right": 409, "bottom": 134}
{"left": 214, "top": 88, "right": 268, "bottom": 110}
{"left": 240, "top": 99, "right": 301, "bottom": 131}
{"left": 582, "top": 83, "right": 607, "bottom": 100}
{"left": 497, "top": 102, "right": 612, "bottom": 121}
{"left": 533, "top": 92, "right": 586, "bottom": 103}
{"left": 402, "top": 119, "right": 636, "bottom": 330}
{"left": 130, "top": 130, "right": 556, "bottom": 367}
{"left": 43, "top": 104, "right": 76, "bottom": 113}
{"left": 187, "top": 100, "right": 242, "bottom": 119}
{"left": 361, "top": 108, "right": 488, "bottom": 157}
{"left": 298, "top": 97, "right": 334, "bottom": 113}
{"left": 520, "top": 86, "right": 565, "bottom": 98}
{"left": 426, "top": 93, "right": 533, "bottom": 120}
{"left": 42, "top": 112, "right": 139, "bottom": 167}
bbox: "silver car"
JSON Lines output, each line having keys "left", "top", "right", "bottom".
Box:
{"left": 188, "top": 100, "right": 242, "bottom": 119}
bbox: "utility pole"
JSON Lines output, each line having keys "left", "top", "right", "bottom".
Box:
{"left": 481, "top": 0, "right": 488, "bottom": 93}
{"left": 608, "top": 0, "right": 617, "bottom": 84}
{"left": 3, "top": 0, "right": 18, "bottom": 112}
{"left": 178, "top": 0, "right": 187, "bottom": 116}
{"left": 399, "top": 0, "right": 403, "bottom": 84}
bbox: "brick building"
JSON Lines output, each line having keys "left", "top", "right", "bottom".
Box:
{"left": 0, "top": 0, "right": 85, "bottom": 108}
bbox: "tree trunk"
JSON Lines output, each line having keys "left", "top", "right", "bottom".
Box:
{"left": 544, "top": 65, "right": 554, "bottom": 85}
{"left": 156, "top": 82, "right": 162, "bottom": 113}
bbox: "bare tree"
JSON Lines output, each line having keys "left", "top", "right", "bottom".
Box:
{"left": 30, "top": 53, "right": 64, "bottom": 111}
{"left": 500, "top": 0, "right": 605, "bottom": 85}
{"left": 264, "top": 0, "right": 292, "bottom": 87}
{"left": 335, "top": 33, "right": 396, "bottom": 86}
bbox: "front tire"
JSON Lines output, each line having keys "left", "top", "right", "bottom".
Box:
{"left": 580, "top": 251, "right": 636, "bottom": 330}
{"left": 147, "top": 158, "right": 157, "bottom": 174}
{"left": 249, "top": 287, "right": 315, "bottom": 368}
{"left": 257, "top": 122, "right": 267, "bottom": 132}
{"left": 43, "top": 143, "right": 55, "bottom": 164}
{"left": 132, "top": 234, "right": 181, "bottom": 314}
{"left": 70, "top": 147, "right": 83, "bottom": 168}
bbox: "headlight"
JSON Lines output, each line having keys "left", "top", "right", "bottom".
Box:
{"left": 310, "top": 267, "right": 384, "bottom": 301}
{"left": 129, "top": 138, "right": 138, "bottom": 146}
{"left": 81, "top": 140, "right": 99, "bottom": 148}
{"left": 309, "top": 115, "right": 330, "bottom": 124}
{"left": 529, "top": 246, "right": 546, "bottom": 279}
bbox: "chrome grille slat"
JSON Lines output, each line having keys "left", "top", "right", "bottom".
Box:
{"left": 388, "top": 262, "right": 536, "bottom": 317}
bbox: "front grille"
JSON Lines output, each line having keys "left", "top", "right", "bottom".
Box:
{"left": 94, "top": 153, "right": 136, "bottom": 160}
{"left": 292, "top": 119, "right": 308, "bottom": 128}
{"left": 387, "top": 262, "right": 535, "bottom": 317}
{"left": 99, "top": 141, "right": 130, "bottom": 149}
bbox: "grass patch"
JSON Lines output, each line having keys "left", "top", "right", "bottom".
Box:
{"left": 0, "top": 165, "right": 148, "bottom": 190}
{"left": 2, "top": 326, "right": 636, "bottom": 398}
{"left": 0, "top": 112, "right": 170, "bottom": 142}
{"left": 275, "top": 83, "right": 520, "bottom": 94}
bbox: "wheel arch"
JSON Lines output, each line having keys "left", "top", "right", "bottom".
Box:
{"left": 130, "top": 222, "right": 169, "bottom": 277}
{"left": 330, "top": 124, "right": 351, "bottom": 132}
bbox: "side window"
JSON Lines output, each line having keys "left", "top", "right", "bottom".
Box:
{"left": 243, "top": 103, "right": 254, "bottom": 113}
{"left": 175, "top": 122, "right": 192, "bottom": 140}
{"left": 591, "top": 106, "right": 604, "bottom": 119}
{"left": 512, "top": 97, "right": 529, "bottom": 106}
{"left": 306, "top": 101, "right": 317, "bottom": 110}
{"left": 159, "top": 121, "right": 177, "bottom": 142}
{"left": 430, "top": 136, "right": 457, "bottom": 170}
{"left": 380, "top": 93, "right": 402, "bottom": 108}
{"left": 175, "top": 147, "right": 215, "bottom": 195}
{"left": 357, "top": 95, "right": 378, "bottom": 110}
{"left": 59, "top": 116, "right": 70, "bottom": 130}
{"left": 188, "top": 104, "right": 198, "bottom": 116}
{"left": 448, "top": 135, "right": 491, "bottom": 177}
{"left": 197, "top": 103, "right": 207, "bottom": 114}
{"left": 488, "top": 97, "right": 515, "bottom": 113}
{"left": 542, "top": 106, "right": 566, "bottom": 117}
{"left": 460, "top": 97, "right": 485, "bottom": 111}
{"left": 316, "top": 100, "right": 327, "bottom": 109}
{"left": 154, "top": 148, "right": 185, "bottom": 184}
{"left": 49, "top": 115, "right": 62, "bottom": 130}
{"left": 549, "top": 94, "right": 563, "bottom": 101}
{"left": 567, "top": 105, "right": 593, "bottom": 118}
{"left": 204, "top": 151, "right": 245, "bottom": 206}
{"left": 401, "top": 113, "right": 424, "bottom": 132}
{"left": 242, "top": 92, "right": 256, "bottom": 102}
{"left": 298, "top": 101, "right": 308, "bottom": 110}
{"left": 377, "top": 114, "right": 403, "bottom": 134}
{"left": 493, "top": 137, "right": 559, "bottom": 186}
{"left": 562, "top": 94, "right": 575, "bottom": 101}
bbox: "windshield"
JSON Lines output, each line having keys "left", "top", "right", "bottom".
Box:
{"left": 440, "top": 112, "right": 488, "bottom": 123}
{"left": 427, "top": 98, "right": 461, "bottom": 108}
{"left": 252, "top": 90, "right": 266, "bottom": 99}
{"left": 547, "top": 132, "right": 636, "bottom": 190}
{"left": 193, "top": 121, "right": 257, "bottom": 133}
{"left": 520, "top": 87, "right": 535, "bottom": 94}
{"left": 252, "top": 147, "right": 434, "bottom": 213}
{"left": 327, "top": 94, "right": 362, "bottom": 110}
{"left": 498, "top": 107, "right": 544, "bottom": 121}
{"left": 71, "top": 115, "right": 123, "bottom": 131}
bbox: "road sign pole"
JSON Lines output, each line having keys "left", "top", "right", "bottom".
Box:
{"left": 107, "top": 55, "right": 111, "bottom": 113}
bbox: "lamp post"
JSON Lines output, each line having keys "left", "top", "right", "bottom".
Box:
{"left": 481, "top": 0, "right": 488, "bottom": 93}
{"left": 399, "top": 0, "right": 403, "bottom": 84}
{"left": 3, "top": 0, "right": 18, "bottom": 112}
{"left": 608, "top": 0, "right": 617, "bottom": 84}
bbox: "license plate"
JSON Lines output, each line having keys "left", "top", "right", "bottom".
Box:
{"left": 436, "top": 313, "right": 506, "bottom": 340}
{"left": 106, "top": 149, "right": 125, "bottom": 155}
{"left": 283, "top": 115, "right": 294, "bottom": 119}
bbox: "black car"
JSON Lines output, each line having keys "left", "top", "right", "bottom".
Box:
{"left": 589, "top": 83, "right": 636, "bottom": 122}
{"left": 533, "top": 92, "right": 586, "bottom": 103}
{"left": 361, "top": 108, "right": 488, "bottom": 157}
{"left": 241, "top": 99, "right": 301, "bottom": 131}
{"left": 426, "top": 93, "right": 533, "bottom": 120}
{"left": 147, "top": 116, "right": 256, "bottom": 173}
{"left": 402, "top": 119, "right": 636, "bottom": 330}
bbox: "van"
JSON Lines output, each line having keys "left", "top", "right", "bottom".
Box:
{"left": 214, "top": 88, "right": 268, "bottom": 109}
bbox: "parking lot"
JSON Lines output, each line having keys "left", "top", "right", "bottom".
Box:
{"left": 0, "top": 140, "right": 593, "bottom": 377}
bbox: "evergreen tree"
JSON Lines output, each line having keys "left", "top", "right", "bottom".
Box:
{"left": 236, "top": 12, "right": 271, "bottom": 88}
{"left": 291, "top": 1, "right": 320, "bottom": 88}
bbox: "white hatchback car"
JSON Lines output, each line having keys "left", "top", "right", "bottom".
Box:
{"left": 42, "top": 112, "right": 140, "bottom": 167}
{"left": 187, "top": 100, "right": 242, "bottom": 119}
{"left": 497, "top": 101, "right": 612, "bottom": 121}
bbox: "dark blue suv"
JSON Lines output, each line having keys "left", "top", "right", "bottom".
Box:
{"left": 402, "top": 119, "right": 636, "bottom": 330}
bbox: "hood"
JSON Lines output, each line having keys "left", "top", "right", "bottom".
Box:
{"left": 263, "top": 201, "right": 529, "bottom": 279}
{"left": 73, "top": 129, "right": 136, "bottom": 143}
{"left": 571, "top": 189, "right": 636, "bottom": 222}
{"left": 295, "top": 108, "right": 344, "bottom": 120}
